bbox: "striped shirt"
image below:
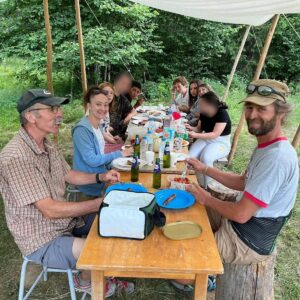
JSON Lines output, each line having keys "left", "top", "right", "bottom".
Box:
{"left": 0, "top": 127, "right": 80, "bottom": 256}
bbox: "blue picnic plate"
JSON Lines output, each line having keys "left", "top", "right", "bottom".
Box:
{"left": 105, "top": 182, "right": 148, "bottom": 195}
{"left": 155, "top": 189, "right": 195, "bottom": 209}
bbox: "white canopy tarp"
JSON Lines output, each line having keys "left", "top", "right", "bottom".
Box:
{"left": 130, "top": 0, "right": 300, "bottom": 26}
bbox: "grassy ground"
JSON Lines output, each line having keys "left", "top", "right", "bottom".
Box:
{"left": 0, "top": 74, "right": 299, "bottom": 299}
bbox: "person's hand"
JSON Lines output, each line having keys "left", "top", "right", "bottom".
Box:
{"left": 135, "top": 98, "right": 145, "bottom": 108}
{"left": 109, "top": 126, "right": 114, "bottom": 133}
{"left": 101, "top": 170, "right": 120, "bottom": 184}
{"left": 185, "top": 157, "right": 206, "bottom": 173}
{"left": 188, "top": 131, "right": 197, "bottom": 139}
{"left": 122, "top": 146, "right": 133, "bottom": 157}
{"left": 186, "top": 183, "right": 211, "bottom": 205}
{"left": 113, "top": 135, "right": 123, "bottom": 143}
{"left": 185, "top": 124, "right": 193, "bottom": 131}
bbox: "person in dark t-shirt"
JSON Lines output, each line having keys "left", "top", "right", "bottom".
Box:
{"left": 110, "top": 72, "right": 137, "bottom": 140}
{"left": 125, "top": 80, "right": 145, "bottom": 109}
{"left": 186, "top": 91, "right": 231, "bottom": 187}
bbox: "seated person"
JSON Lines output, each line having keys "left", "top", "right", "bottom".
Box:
{"left": 171, "top": 76, "right": 190, "bottom": 113}
{"left": 182, "top": 79, "right": 298, "bottom": 291}
{"left": 72, "top": 86, "right": 133, "bottom": 197}
{"left": 125, "top": 80, "right": 145, "bottom": 109}
{"left": 110, "top": 72, "right": 137, "bottom": 140}
{"left": 98, "top": 82, "right": 124, "bottom": 152}
{"left": 187, "top": 91, "right": 231, "bottom": 188}
{"left": 0, "top": 89, "right": 134, "bottom": 297}
{"left": 187, "top": 83, "right": 212, "bottom": 126}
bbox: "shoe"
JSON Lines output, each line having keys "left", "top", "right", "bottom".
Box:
{"left": 110, "top": 278, "right": 135, "bottom": 294}
{"left": 73, "top": 272, "right": 116, "bottom": 298}
{"left": 170, "top": 280, "right": 194, "bottom": 292}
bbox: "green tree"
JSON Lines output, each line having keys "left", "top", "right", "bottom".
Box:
{"left": 0, "top": 0, "right": 162, "bottom": 87}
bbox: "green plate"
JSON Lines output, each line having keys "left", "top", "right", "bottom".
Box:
{"left": 162, "top": 221, "right": 202, "bottom": 240}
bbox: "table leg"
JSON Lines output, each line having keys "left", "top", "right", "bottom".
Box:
{"left": 194, "top": 274, "right": 208, "bottom": 300}
{"left": 91, "top": 270, "right": 105, "bottom": 300}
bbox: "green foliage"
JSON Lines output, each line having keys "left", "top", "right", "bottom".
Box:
{"left": 1, "top": 1, "right": 300, "bottom": 91}
{"left": 0, "top": 0, "right": 161, "bottom": 86}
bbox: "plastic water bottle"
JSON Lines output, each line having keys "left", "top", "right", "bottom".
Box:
{"left": 163, "top": 110, "right": 172, "bottom": 128}
{"left": 140, "top": 136, "right": 148, "bottom": 161}
{"left": 148, "top": 117, "right": 156, "bottom": 133}
{"left": 147, "top": 129, "right": 153, "bottom": 151}
{"left": 159, "top": 137, "right": 166, "bottom": 163}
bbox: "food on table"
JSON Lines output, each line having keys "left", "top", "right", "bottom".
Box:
{"left": 173, "top": 177, "right": 191, "bottom": 184}
{"left": 163, "top": 194, "right": 176, "bottom": 206}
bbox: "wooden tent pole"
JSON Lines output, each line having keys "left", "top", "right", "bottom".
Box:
{"left": 43, "top": 0, "right": 54, "bottom": 94}
{"left": 227, "top": 15, "right": 280, "bottom": 166}
{"left": 292, "top": 124, "right": 300, "bottom": 149}
{"left": 223, "top": 25, "right": 251, "bottom": 102}
{"left": 43, "top": 0, "right": 59, "bottom": 144}
{"left": 75, "top": 0, "right": 88, "bottom": 96}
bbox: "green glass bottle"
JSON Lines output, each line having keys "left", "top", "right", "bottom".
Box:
{"left": 131, "top": 153, "right": 139, "bottom": 182}
{"left": 163, "top": 141, "right": 171, "bottom": 168}
{"left": 153, "top": 158, "right": 161, "bottom": 189}
{"left": 133, "top": 134, "right": 141, "bottom": 158}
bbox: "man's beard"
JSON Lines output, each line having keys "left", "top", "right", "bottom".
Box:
{"left": 246, "top": 115, "right": 277, "bottom": 136}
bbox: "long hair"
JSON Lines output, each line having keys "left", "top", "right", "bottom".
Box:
{"left": 200, "top": 91, "right": 228, "bottom": 110}
{"left": 189, "top": 79, "right": 203, "bottom": 107}
{"left": 99, "top": 82, "right": 116, "bottom": 112}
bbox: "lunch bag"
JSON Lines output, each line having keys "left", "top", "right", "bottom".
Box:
{"left": 98, "top": 190, "right": 166, "bottom": 239}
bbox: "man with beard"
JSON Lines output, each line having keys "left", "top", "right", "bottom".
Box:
{"left": 186, "top": 79, "right": 298, "bottom": 265}
{"left": 0, "top": 89, "right": 124, "bottom": 297}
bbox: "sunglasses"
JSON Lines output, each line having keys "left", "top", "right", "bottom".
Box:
{"left": 246, "top": 84, "right": 286, "bottom": 102}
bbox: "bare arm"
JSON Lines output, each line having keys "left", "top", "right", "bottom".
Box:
{"left": 186, "top": 157, "right": 246, "bottom": 191}
{"left": 189, "top": 122, "right": 226, "bottom": 140}
{"left": 124, "top": 108, "right": 137, "bottom": 124}
{"left": 35, "top": 197, "right": 102, "bottom": 219}
{"left": 65, "top": 169, "right": 120, "bottom": 186}
{"left": 187, "top": 184, "right": 259, "bottom": 223}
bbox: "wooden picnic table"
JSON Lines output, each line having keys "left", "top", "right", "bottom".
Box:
{"left": 77, "top": 172, "right": 223, "bottom": 299}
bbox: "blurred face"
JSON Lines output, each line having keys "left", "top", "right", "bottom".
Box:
{"left": 199, "top": 99, "right": 217, "bottom": 117}
{"left": 26, "top": 104, "right": 63, "bottom": 135}
{"left": 88, "top": 94, "right": 109, "bottom": 121}
{"left": 102, "top": 86, "right": 114, "bottom": 103}
{"left": 115, "top": 75, "right": 132, "bottom": 95}
{"left": 173, "top": 82, "right": 186, "bottom": 94}
{"left": 190, "top": 83, "right": 198, "bottom": 97}
{"left": 198, "top": 87, "right": 209, "bottom": 97}
{"left": 244, "top": 102, "right": 279, "bottom": 136}
{"left": 129, "top": 86, "right": 141, "bottom": 99}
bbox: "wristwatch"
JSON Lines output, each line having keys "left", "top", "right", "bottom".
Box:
{"left": 96, "top": 173, "right": 102, "bottom": 184}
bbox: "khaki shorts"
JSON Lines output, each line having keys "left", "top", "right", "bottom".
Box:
{"left": 207, "top": 208, "right": 276, "bottom": 265}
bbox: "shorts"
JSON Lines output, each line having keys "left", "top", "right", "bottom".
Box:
{"left": 26, "top": 213, "right": 96, "bottom": 269}
{"left": 207, "top": 208, "right": 276, "bottom": 265}
{"left": 26, "top": 235, "right": 76, "bottom": 269}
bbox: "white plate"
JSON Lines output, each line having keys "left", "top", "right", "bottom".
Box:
{"left": 112, "top": 157, "right": 147, "bottom": 171}
{"left": 132, "top": 115, "right": 148, "bottom": 121}
{"left": 176, "top": 153, "right": 189, "bottom": 162}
